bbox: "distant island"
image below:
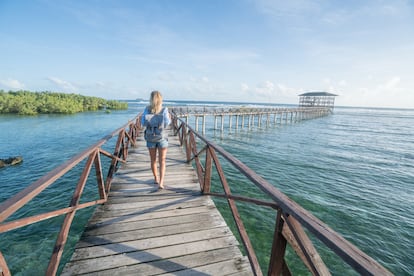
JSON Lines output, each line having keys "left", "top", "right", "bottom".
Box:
{"left": 0, "top": 90, "right": 128, "bottom": 115}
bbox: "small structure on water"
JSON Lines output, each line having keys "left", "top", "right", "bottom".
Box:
{"left": 0, "top": 156, "right": 23, "bottom": 168}
{"left": 299, "top": 91, "right": 338, "bottom": 110}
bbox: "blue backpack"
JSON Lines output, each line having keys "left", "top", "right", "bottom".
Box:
{"left": 144, "top": 108, "right": 166, "bottom": 142}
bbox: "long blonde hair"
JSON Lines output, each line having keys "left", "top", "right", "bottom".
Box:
{"left": 149, "top": 90, "right": 163, "bottom": 114}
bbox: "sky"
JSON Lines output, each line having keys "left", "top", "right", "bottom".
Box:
{"left": 0, "top": 0, "right": 413, "bottom": 108}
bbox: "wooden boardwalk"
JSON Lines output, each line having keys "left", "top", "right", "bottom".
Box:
{"left": 61, "top": 130, "right": 253, "bottom": 275}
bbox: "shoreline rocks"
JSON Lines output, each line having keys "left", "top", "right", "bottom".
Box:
{"left": 0, "top": 156, "right": 23, "bottom": 168}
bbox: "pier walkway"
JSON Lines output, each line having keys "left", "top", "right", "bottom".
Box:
{"left": 1, "top": 111, "right": 392, "bottom": 276}
{"left": 171, "top": 106, "right": 332, "bottom": 133}
{"left": 61, "top": 130, "right": 253, "bottom": 275}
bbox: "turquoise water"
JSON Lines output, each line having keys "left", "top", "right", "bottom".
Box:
{"left": 0, "top": 101, "right": 413, "bottom": 275}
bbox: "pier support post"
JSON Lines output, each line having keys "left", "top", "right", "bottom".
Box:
{"left": 267, "top": 113, "right": 270, "bottom": 128}
{"left": 202, "top": 115, "right": 206, "bottom": 134}
{"left": 258, "top": 114, "right": 262, "bottom": 128}
{"left": 248, "top": 115, "right": 252, "bottom": 129}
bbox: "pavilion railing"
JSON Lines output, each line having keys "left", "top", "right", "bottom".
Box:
{"left": 170, "top": 112, "right": 392, "bottom": 276}
{"left": 0, "top": 115, "right": 141, "bottom": 276}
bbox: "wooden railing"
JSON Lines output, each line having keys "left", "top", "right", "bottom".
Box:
{"left": 1, "top": 111, "right": 393, "bottom": 276}
{"left": 170, "top": 112, "right": 392, "bottom": 276}
{"left": 0, "top": 115, "right": 141, "bottom": 276}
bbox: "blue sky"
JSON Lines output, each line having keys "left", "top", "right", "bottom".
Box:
{"left": 1, "top": 0, "right": 413, "bottom": 108}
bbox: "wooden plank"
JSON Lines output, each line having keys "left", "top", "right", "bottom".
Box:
{"left": 62, "top": 131, "right": 253, "bottom": 275}
{"left": 76, "top": 221, "right": 229, "bottom": 249}
{"left": 62, "top": 236, "right": 240, "bottom": 274}
{"left": 79, "top": 247, "right": 249, "bottom": 275}
{"left": 71, "top": 227, "right": 235, "bottom": 260}
{"left": 82, "top": 213, "right": 222, "bottom": 236}
{"left": 162, "top": 258, "right": 252, "bottom": 276}
{"left": 87, "top": 205, "right": 217, "bottom": 225}
{"left": 96, "top": 196, "right": 208, "bottom": 211}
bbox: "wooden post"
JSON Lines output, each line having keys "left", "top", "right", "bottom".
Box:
{"left": 248, "top": 115, "right": 252, "bottom": 129}
{"left": 0, "top": 252, "right": 11, "bottom": 276}
{"left": 202, "top": 115, "right": 206, "bottom": 134}
{"left": 47, "top": 150, "right": 98, "bottom": 275}
{"left": 258, "top": 114, "right": 262, "bottom": 128}
{"left": 203, "top": 146, "right": 212, "bottom": 193}
{"left": 267, "top": 113, "right": 270, "bottom": 128}
{"left": 268, "top": 210, "right": 288, "bottom": 275}
{"left": 283, "top": 214, "right": 331, "bottom": 275}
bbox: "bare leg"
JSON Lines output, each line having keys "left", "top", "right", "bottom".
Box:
{"left": 148, "top": 148, "right": 158, "bottom": 184}
{"left": 158, "top": 147, "right": 168, "bottom": 188}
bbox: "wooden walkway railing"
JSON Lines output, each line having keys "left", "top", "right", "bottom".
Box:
{"left": 170, "top": 113, "right": 392, "bottom": 276}
{"left": 0, "top": 116, "right": 141, "bottom": 276}
{"left": 0, "top": 109, "right": 393, "bottom": 275}
{"left": 171, "top": 106, "right": 332, "bottom": 133}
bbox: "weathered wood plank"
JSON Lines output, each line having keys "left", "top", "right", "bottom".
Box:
{"left": 162, "top": 258, "right": 252, "bottom": 276}
{"left": 79, "top": 221, "right": 227, "bottom": 248}
{"left": 83, "top": 213, "right": 223, "bottom": 236}
{"left": 72, "top": 227, "right": 235, "bottom": 260}
{"left": 87, "top": 205, "right": 217, "bottom": 225}
{"left": 62, "top": 236, "right": 240, "bottom": 275}
{"left": 82, "top": 247, "right": 248, "bottom": 276}
{"left": 97, "top": 196, "right": 208, "bottom": 211}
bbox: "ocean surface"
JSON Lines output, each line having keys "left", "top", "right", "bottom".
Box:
{"left": 0, "top": 100, "right": 413, "bottom": 275}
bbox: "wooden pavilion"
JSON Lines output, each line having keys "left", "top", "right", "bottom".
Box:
{"left": 299, "top": 91, "right": 338, "bottom": 110}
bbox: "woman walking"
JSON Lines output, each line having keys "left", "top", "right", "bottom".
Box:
{"left": 141, "top": 91, "right": 171, "bottom": 189}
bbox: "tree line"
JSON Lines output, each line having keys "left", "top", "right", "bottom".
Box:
{"left": 0, "top": 90, "right": 128, "bottom": 115}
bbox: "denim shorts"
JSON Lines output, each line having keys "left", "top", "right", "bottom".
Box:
{"left": 146, "top": 138, "right": 168, "bottom": 149}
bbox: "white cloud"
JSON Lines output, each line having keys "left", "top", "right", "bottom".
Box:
{"left": 255, "top": 80, "right": 275, "bottom": 97}
{"left": 157, "top": 72, "right": 176, "bottom": 82}
{"left": 338, "top": 80, "right": 347, "bottom": 86}
{"left": 46, "top": 77, "right": 78, "bottom": 92}
{"left": 336, "top": 75, "right": 414, "bottom": 108}
{"left": 382, "top": 76, "right": 401, "bottom": 90}
{"left": 95, "top": 81, "right": 106, "bottom": 88}
{"left": 241, "top": 83, "right": 249, "bottom": 91}
{"left": 0, "top": 78, "right": 25, "bottom": 90}
{"left": 240, "top": 80, "right": 298, "bottom": 103}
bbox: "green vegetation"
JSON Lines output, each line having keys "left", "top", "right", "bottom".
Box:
{"left": 0, "top": 90, "right": 128, "bottom": 115}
